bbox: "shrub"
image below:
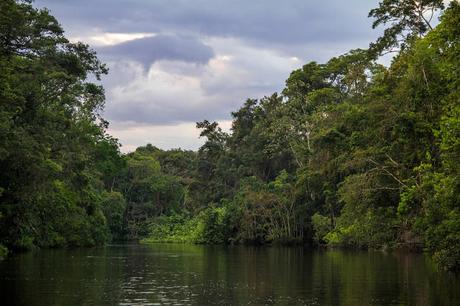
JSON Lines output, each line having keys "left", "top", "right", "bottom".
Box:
{"left": 311, "top": 213, "right": 332, "bottom": 244}
{"left": 0, "top": 244, "right": 8, "bottom": 259}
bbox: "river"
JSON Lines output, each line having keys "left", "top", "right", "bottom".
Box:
{"left": 0, "top": 244, "right": 459, "bottom": 305}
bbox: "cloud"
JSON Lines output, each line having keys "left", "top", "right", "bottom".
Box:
{"left": 37, "top": 0, "right": 378, "bottom": 55}
{"left": 70, "top": 32, "right": 156, "bottom": 46}
{"left": 102, "top": 37, "right": 301, "bottom": 125}
{"left": 108, "top": 120, "right": 232, "bottom": 153}
{"left": 35, "top": 0, "right": 383, "bottom": 150}
{"left": 100, "top": 35, "right": 215, "bottom": 68}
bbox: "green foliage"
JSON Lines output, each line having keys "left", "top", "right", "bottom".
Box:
{"left": 0, "top": 0, "right": 113, "bottom": 250}
{"left": 143, "top": 201, "right": 242, "bottom": 244}
{"left": 2, "top": 0, "right": 460, "bottom": 273}
{"left": 0, "top": 244, "right": 7, "bottom": 260}
{"left": 421, "top": 173, "right": 460, "bottom": 271}
{"left": 369, "top": 0, "right": 445, "bottom": 54}
{"left": 326, "top": 207, "right": 398, "bottom": 249}
{"left": 189, "top": 202, "right": 241, "bottom": 244}
{"left": 101, "top": 192, "right": 126, "bottom": 241}
{"left": 140, "top": 5, "right": 459, "bottom": 271}
{"left": 120, "top": 145, "right": 188, "bottom": 240}
{"left": 193, "top": 208, "right": 225, "bottom": 244}
{"left": 311, "top": 213, "right": 331, "bottom": 244}
{"left": 393, "top": 3, "right": 460, "bottom": 269}
{"left": 142, "top": 214, "right": 197, "bottom": 243}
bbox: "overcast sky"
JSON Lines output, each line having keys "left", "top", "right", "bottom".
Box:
{"left": 35, "top": 0, "right": 381, "bottom": 152}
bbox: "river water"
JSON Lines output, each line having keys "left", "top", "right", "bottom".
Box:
{"left": 0, "top": 244, "right": 459, "bottom": 305}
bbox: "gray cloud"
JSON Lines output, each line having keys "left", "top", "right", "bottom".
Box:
{"left": 100, "top": 44, "right": 301, "bottom": 125}
{"left": 37, "top": 0, "right": 378, "bottom": 55}
{"left": 35, "top": 0, "right": 384, "bottom": 150}
{"left": 100, "top": 35, "right": 214, "bottom": 68}
{"left": 101, "top": 59, "right": 250, "bottom": 125}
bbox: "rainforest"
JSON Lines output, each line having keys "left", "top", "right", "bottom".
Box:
{"left": 1, "top": 0, "right": 459, "bottom": 275}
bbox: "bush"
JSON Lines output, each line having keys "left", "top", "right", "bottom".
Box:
{"left": 142, "top": 214, "right": 197, "bottom": 243}
{"left": 143, "top": 201, "right": 242, "bottom": 245}
{"left": 101, "top": 192, "right": 127, "bottom": 241}
{"left": 324, "top": 208, "right": 398, "bottom": 249}
{"left": 311, "top": 213, "right": 331, "bottom": 244}
{"left": 0, "top": 244, "right": 8, "bottom": 259}
{"left": 193, "top": 208, "right": 224, "bottom": 244}
{"left": 419, "top": 174, "right": 460, "bottom": 271}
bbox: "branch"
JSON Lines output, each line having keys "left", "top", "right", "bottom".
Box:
{"left": 385, "top": 153, "right": 400, "bottom": 166}
{"left": 421, "top": 13, "right": 433, "bottom": 30}
{"left": 367, "top": 158, "right": 408, "bottom": 188}
{"left": 366, "top": 187, "right": 401, "bottom": 191}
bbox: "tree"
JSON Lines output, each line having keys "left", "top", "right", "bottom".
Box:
{"left": 0, "top": 0, "right": 109, "bottom": 249}
{"left": 369, "top": 0, "right": 445, "bottom": 55}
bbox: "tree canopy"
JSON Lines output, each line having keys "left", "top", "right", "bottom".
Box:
{"left": 1, "top": 0, "right": 460, "bottom": 272}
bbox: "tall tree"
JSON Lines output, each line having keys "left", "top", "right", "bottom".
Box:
{"left": 369, "top": 0, "right": 445, "bottom": 54}
{"left": 0, "top": 0, "right": 110, "bottom": 249}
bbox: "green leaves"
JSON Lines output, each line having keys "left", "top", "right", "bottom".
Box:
{"left": 1, "top": 0, "right": 459, "bottom": 272}
{"left": 369, "top": 0, "right": 445, "bottom": 55}
{"left": 0, "top": 0, "right": 111, "bottom": 249}
{"left": 143, "top": 0, "right": 460, "bottom": 271}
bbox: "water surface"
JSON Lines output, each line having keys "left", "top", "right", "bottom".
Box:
{"left": 0, "top": 244, "right": 459, "bottom": 305}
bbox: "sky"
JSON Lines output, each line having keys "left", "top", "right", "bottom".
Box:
{"left": 35, "top": 0, "right": 381, "bottom": 152}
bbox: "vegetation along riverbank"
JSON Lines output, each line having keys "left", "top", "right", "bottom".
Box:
{"left": 0, "top": 0, "right": 459, "bottom": 271}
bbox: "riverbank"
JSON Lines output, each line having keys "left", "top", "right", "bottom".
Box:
{"left": 141, "top": 226, "right": 426, "bottom": 256}
{"left": 140, "top": 212, "right": 426, "bottom": 253}
{"left": 140, "top": 211, "right": 307, "bottom": 246}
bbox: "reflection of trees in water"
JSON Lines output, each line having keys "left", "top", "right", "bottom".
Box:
{"left": 0, "top": 245, "right": 459, "bottom": 305}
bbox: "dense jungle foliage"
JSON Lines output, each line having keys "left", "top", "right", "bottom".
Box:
{"left": 0, "top": 0, "right": 459, "bottom": 270}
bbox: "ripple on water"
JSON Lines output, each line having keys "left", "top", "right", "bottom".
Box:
{"left": 1, "top": 244, "right": 459, "bottom": 305}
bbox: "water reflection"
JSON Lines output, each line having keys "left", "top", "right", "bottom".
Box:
{"left": 0, "top": 244, "right": 459, "bottom": 305}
